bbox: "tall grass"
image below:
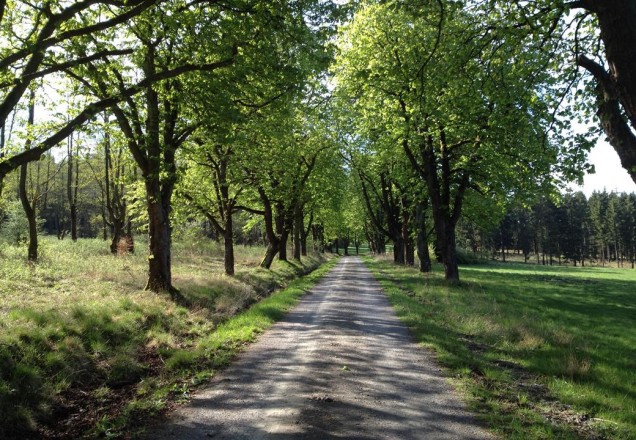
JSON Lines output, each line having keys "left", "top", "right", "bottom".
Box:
{"left": 365, "top": 256, "right": 636, "bottom": 440}
{"left": 0, "top": 235, "right": 331, "bottom": 438}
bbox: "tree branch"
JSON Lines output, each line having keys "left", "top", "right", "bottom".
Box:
{"left": 0, "top": 52, "right": 237, "bottom": 179}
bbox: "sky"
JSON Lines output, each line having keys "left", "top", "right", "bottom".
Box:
{"left": 569, "top": 139, "right": 636, "bottom": 197}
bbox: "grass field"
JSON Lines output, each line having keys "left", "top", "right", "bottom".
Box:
{"left": 0, "top": 235, "right": 334, "bottom": 439}
{"left": 365, "top": 256, "right": 636, "bottom": 440}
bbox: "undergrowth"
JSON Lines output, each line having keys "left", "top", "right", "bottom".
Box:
{"left": 0, "top": 235, "right": 334, "bottom": 439}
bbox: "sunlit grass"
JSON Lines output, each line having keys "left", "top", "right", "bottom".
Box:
{"left": 365, "top": 257, "right": 636, "bottom": 440}
{"left": 0, "top": 235, "right": 333, "bottom": 438}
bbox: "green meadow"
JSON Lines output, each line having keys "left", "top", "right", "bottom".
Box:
{"left": 366, "top": 257, "right": 636, "bottom": 440}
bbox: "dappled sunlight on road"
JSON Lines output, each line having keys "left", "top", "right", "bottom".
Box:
{"left": 145, "top": 257, "right": 493, "bottom": 440}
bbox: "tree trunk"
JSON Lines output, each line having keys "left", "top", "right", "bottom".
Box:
{"left": 275, "top": 204, "right": 289, "bottom": 262}
{"left": 126, "top": 221, "right": 134, "bottom": 253}
{"left": 70, "top": 203, "right": 78, "bottom": 241}
{"left": 405, "top": 238, "right": 415, "bottom": 266}
{"left": 258, "top": 187, "right": 280, "bottom": 268}
{"left": 224, "top": 213, "right": 234, "bottom": 276}
{"left": 19, "top": 92, "right": 37, "bottom": 261}
{"left": 279, "top": 229, "right": 289, "bottom": 261}
{"left": 110, "top": 219, "right": 125, "bottom": 254}
{"left": 441, "top": 224, "right": 459, "bottom": 281}
{"left": 301, "top": 211, "right": 312, "bottom": 257}
{"left": 261, "top": 243, "right": 278, "bottom": 269}
{"left": 293, "top": 207, "right": 302, "bottom": 261}
{"left": 393, "top": 236, "right": 405, "bottom": 264}
{"left": 0, "top": 120, "right": 4, "bottom": 197}
{"left": 377, "top": 237, "right": 386, "bottom": 254}
{"left": 415, "top": 203, "right": 432, "bottom": 273}
{"left": 402, "top": 207, "right": 414, "bottom": 266}
{"left": 300, "top": 233, "right": 308, "bottom": 256}
{"left": 145, "top": 178, "right": 173, "bottom": 293}
{"left": 574, "top": 1, "right": 636, "bottom": 183}
{"left": 19, "top": 163, "right": 38, "bottom": 262}
{"left": 67, "top": 133, "right": 79, "bottom": 241}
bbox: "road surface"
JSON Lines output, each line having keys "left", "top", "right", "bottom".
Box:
{"left": 144, "top": 257, "right": 493, "bottom": 440}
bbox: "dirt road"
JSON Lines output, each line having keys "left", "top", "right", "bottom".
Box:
{"left": 145, "top": 257, "right": 493, "bottom": 439}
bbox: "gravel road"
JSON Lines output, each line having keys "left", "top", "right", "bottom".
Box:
{"left": 144, "top": 257, "right": 493, "bottom": 440}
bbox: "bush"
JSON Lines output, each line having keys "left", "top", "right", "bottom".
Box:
{"left": 0, "top": 200, "right": 43, "bottom": 244}
{"left": 455, "top": 247, "right": 484, "bottom": 265}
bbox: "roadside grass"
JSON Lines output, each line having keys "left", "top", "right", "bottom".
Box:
{"left": 0, "top": 235, "right": 335, "bottom": 439}
{"left": 364, "top": 256, "right": 636, "bottom": 440}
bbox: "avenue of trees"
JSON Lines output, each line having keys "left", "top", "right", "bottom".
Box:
{"left": 2, "top": 0, "right": 636, "bottom": 291}
{"left": 0, "top": 0, "right": 350, "bottom": 301}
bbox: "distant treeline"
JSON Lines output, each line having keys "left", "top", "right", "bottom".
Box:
{"left": 0, "top": 153, "right": 267, "bottom": 246}
{"left": 457, "top": 191, "right": 636, "bottom": 267}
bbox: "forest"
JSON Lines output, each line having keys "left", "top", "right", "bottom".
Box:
{"left": 458, "top": 191, "right": 636, "bottom": 268}
{"left": 1, "top": 0, "right": 636, "bottom": 438}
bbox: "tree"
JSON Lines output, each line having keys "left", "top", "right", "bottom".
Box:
{"left": 66, "top": 132, "right": 81, "bottom": 241}
{"left": 616, "top": 193, "right": 636, "bottom": 267}
{"left": 245, "top": 100, "right": 337, "bottom": 268}
{"left": 349, "top": 147, "right": 409, "bottom": 265}
{"left": 18, "top": 89, "right": 38, "bottom": 261}
{"left": 83, "top": 115, "right": 136, "bottom": 252}
{"left": 506, "top": 1, "right": 636, "bottom": 183}
{"left": 180, "top": 139, "right": 248, "bottom": 276}
{"left": 568, "top": 1, "right": 636, "bottom": 183}
{"left": 59, "top": 0, "right": 330, "bottom": 294}
{"left": 588, "top": 191, "right": 609, "bottom": 265}
{"left": 0, "top": 0, "right": 161, "bottom": 181}
{"left": 334, "top": 2, "right": 582, "bottom": 280}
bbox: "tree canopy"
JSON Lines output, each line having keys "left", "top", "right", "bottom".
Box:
{"left": 1, "top": 0, "right": 632, "bottom": 288}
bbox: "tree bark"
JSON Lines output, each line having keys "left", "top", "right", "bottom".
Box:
{"left": 261, "top": 243, "right": 278, "bottom": 269}
{"left": 279, "top": 230, "right": 289, "bottom": 261}
{"left": 415, "top": 202, "right": 432, "bottom": 273}
{"left": 0, "top": 119, "right": 4, "bottom": 197}
{"left": 357, "top": 170, "right": 403, "bottom": 262}
{"left": 19, "top": 92, "right": 37, "bottom": 261}
{"left": 301, "top": 211, "right": 312, "bottom": 256}
{"left": 19, "top": 163, "right": 38, "bottom": 262}
{"left": 144, "top": 177, "right": 173, "bottom": 293}
{"left": 276, "top": 207, "right": 290, "bottom": 261}
{"left": 70, "top": 203, "right": 78, "bottom": 241}
{"left": 103, "top": 116, "right": 131, "bottom": 254}
{"left": 293, "top": 206, "right": 302, "bottom": 261}
{"left": 259, "top": 187, "right": 280, "bottom": 268}
{"left": 402, "top": 205, "right": 414, "bottom": 266}
{"left": 393, "top": 235, "right": 405, "bottom": 264}
{"left": 67, "top": 133, "right": 79, "bottom": 241}
{"left": 440, "top": 222, "right": 459, "bottom": 280}
{"left": 224, "top": 213, "right": 234, "bottom": 276}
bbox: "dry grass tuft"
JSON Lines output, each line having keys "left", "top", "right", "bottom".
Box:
{"left": 517, "top": 327, "right": 545, "bottom": 350}
{"left": 552, "top": 328, "right": 574, "bottom": 347}
{"left": 565, "top": 352, "right": 592, "bottom": 380}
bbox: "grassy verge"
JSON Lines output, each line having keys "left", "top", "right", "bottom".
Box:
{"left": 0, "top": 236, "right": 336, "bottom": 439}
{"left": 364, "top": 256, "right": 636, "bottom": 440}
